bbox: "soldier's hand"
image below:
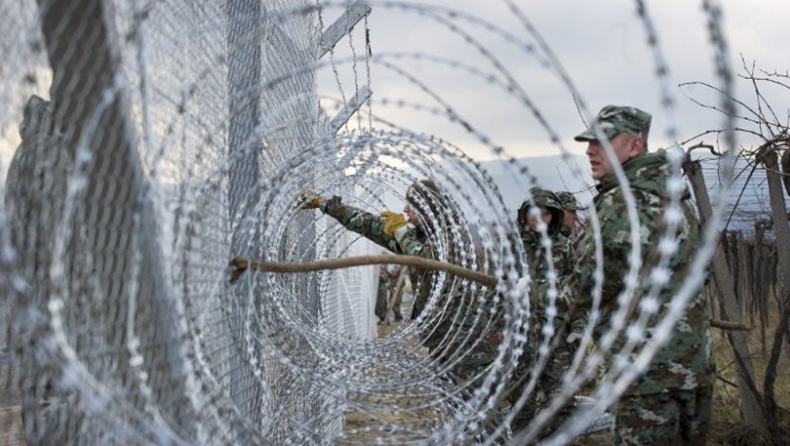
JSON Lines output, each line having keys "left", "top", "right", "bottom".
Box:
{"left": 298, "top": 192, "right": 323, "bottom": 210}
{"left": 565, "top": 332, "right": 582, "bottom": 344}
{"left": 491, "top": 331, "right": 504, "bottom": 344}
{"left": 380, "top": 211, "right": 409, "bottom": 237}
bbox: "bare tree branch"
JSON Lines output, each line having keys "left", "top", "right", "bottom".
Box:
{"left": 679, "top": 80, "right": 764, "bottom": 125}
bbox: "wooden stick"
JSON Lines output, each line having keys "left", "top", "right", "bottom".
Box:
{"left": 229, "top": 256, "right": 752, "bottom": 331}
{"left": 229, "top": 254, "right": 498, "bottom": 287}
{"left": 383, "top": 266, "right": 408, "bottom": 326}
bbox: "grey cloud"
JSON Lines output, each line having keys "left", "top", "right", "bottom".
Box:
{"left": 324, "top": 0, "right": 789, "bottom": 159}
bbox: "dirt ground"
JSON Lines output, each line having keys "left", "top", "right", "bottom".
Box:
{"left": 3, "top": 309, "right": 787, "bottom": 445}
{"left": 0, "top": 350, "right": 25, "bottom": 446}
{"left": 705, "top": 326, "right": 790, "bottom": 446}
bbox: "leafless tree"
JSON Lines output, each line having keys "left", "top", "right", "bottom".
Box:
{"left": 681, "top": 58, "right": 790, "bottom": 445}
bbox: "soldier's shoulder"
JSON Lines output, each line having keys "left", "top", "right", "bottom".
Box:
{"left": 593, "top": 189, "right": 630, "bottom": 221}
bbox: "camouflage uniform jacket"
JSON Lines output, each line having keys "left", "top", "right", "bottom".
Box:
{"left": 558, "top": 149, "right": 715, "bottom": 395}
{"left": 559, "top": 225, "right": 584, "bottom": 246}
{"left": 322, "top": 196, "right": 433, "bottom": 318}
{"left": 397, "top": 225, "right": 501, "bottom": 359}
{"left": 521, "top": 227, "right": 579, "bottom": 347}
{"left": 521, "top": 228, "right": 573, "bottom": 283}
{"left": 323, "top": 196, "right": 403, "bottom": 252}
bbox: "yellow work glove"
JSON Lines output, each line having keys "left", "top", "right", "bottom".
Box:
{"left": 380, "top": 211, "right": 409, "bottom": 237}
{"left": 298, "top": 192, "right": 323, "bottom": 210}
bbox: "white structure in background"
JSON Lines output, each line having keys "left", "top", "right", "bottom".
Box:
{"left": 319, "top": 183, "right": 379, "bottom": 341}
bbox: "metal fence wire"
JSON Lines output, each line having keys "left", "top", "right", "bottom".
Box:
{"left": 0, "top": 1, "right": 749, "bottom": 445}
{"left": 1, "top": 1, "right": 377, "bottom": 444}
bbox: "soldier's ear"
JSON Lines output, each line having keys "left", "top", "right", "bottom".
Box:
{"left": 628, "top": 136, "right": 646, "bottom": 157}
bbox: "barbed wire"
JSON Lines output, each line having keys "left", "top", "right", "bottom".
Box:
{"left": 0, "top": 1, "right": 747, "bottom": 444}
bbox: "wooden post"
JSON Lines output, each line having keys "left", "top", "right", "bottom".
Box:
{"left": 684, "top": 157, "right": 764, "bottom": 427}
{"left": 757, "top": 148, "right": 790, "bottom": 445}
{"left": 383, "top": 267, "right": 408, "bottom": 326}
{"left": 758, "top": 148, "right": 790, "bottom": 350}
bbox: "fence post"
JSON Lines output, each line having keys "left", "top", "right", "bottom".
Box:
{"left": 758, "top": 148, "right": 790, "bottom": 350}
{"left": 757, "top": 147, "right": 790, "bottom": 445}
{"left": 684, "top": 157, "right": 765, "bottom": 428}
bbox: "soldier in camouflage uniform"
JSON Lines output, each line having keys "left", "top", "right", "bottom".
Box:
{"left": 518, "top": 187, "right": 573, "bottom": 279}
{"left": 554, "top": 105, "right": 715, "bottom": 444}
{"left": 509, "top": 187, "right": 577, "bottom": 434}
{"left": 393, "top": 181, "right": 500, "bottom": 372}
{"left": 303, "top": 180, "right": 505, "bottom": 440}
{"left": 391, "top": 181, "right": 506, "bottom": 442}
{"left": 375, "top": 264, "right": 403, "bottom": 323}
{"left": 555, "top": 191, "right": 584, "bottom": 240}
{"left": 555, "top": 190, "right": 589, "bottom": 373}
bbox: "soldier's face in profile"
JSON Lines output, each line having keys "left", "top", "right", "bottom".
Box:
{"left": 403, "top": 203, "right": 419, "bottom": 224}
{"left": 585, "top": 133, "right": 639, "bottom": 181}
{"left": 562, "top": 210, "right": 578, "bottom": 229}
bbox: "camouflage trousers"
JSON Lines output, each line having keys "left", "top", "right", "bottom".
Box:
{"left": 374, "top": 289, "right": 388, "bottom": 321}
{"left": 509, "top": 327, "right": 578, "bottom": 436}
{"left": 375, "top": 288, "right": 402, "bottom": 322}
{"left": 612, "top": 384, "right": 713, "bottom": 445}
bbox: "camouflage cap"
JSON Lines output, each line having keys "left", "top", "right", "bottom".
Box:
{"left": 555, "top": 191, "right": 585, "bottom": 211}
{"left": 574, "top": 105, "right": 651, "bottom": 142}
{"left": 406, "top": 179, "right": 440, "bottom": 207}
{"left": 526, "top": 187, "right": 562, "bottom": 210}
{"left": 518, "top": 187, "right": 563, "bottom": 229}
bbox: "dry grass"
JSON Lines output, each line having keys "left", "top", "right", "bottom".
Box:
{"left": 707, "top": 308, "right": 790, "bottom": 446}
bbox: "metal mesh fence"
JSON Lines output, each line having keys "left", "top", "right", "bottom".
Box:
{"left": 0, "top": 0, "right": 377, "bottom": 444}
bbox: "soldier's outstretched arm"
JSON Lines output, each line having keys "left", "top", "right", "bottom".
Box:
{"left": 301, "top": 194, "right": 398, "bottom": 251}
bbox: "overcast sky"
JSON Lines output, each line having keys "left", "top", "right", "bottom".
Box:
{"left": 2, "top": 0, "right": 786, "bottom": 173}
{"left": 319, "top": 0, "right": 789, "bottom": 161}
